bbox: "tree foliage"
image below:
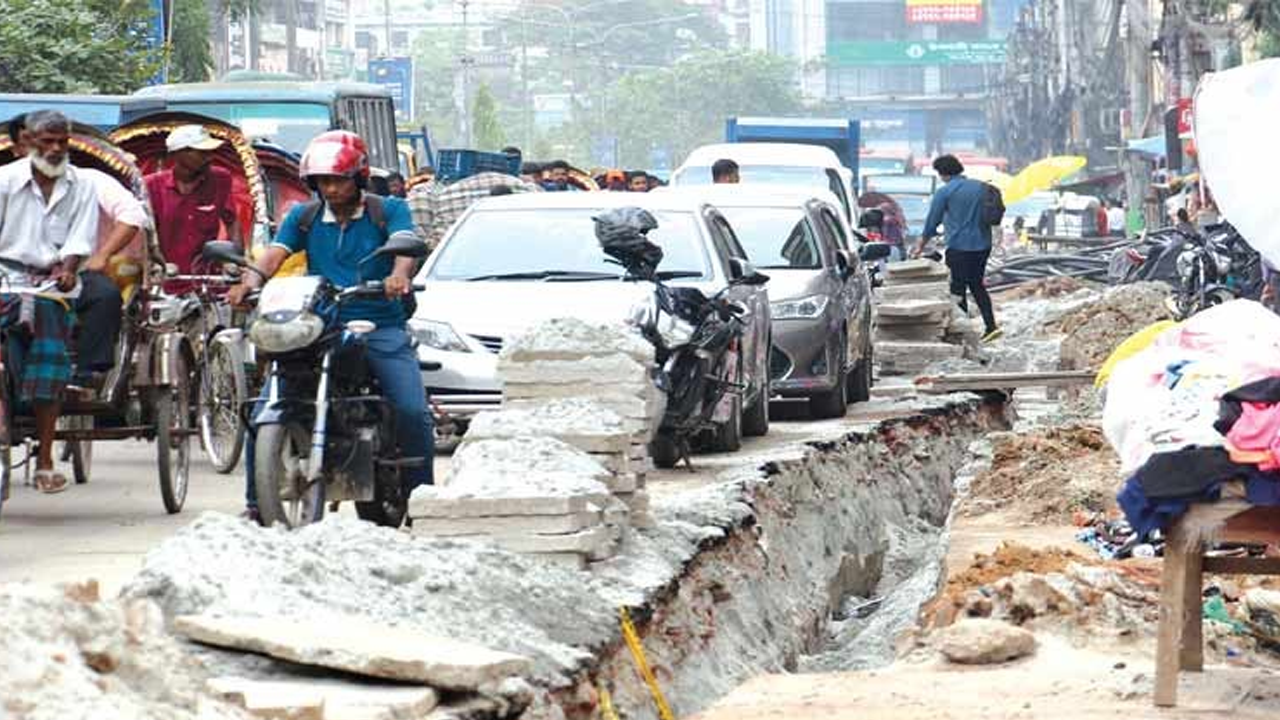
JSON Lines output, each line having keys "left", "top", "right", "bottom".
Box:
{"left": 605, "top": 50, "right": 801, "bottom": 168}
{"left": 0, "top": 0, "right": 160, "bottom": 93}
{"left": 170, "top": 0, "right": 214, "bottom": 83}
{"left": 471, "top": 83, "right": 506, "bottom": 151}
{"left": 412, "top": 27, "right": 465, "bottom": 144}
{"left": 1245, "top": 0, "right": 1280, "bottom": 58}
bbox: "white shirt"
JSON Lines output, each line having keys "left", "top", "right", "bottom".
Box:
{"left": 1107, "top": 207, "right": 1125, "bottom": 231}
{"left": 0, "top": 158, "right": 99, "bottom": 270}
{"left": 81, "top": 168, "right": 149, "bottom": 253}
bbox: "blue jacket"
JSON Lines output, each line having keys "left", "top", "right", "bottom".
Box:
{"left": 922, "top": 176, "right": 992, "bottom": 252}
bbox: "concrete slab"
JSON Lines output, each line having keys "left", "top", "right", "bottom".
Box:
{"left": 876, "top": 280, "right": 951, "bottom": 302}
{"left": 499, "top": 355, "right": 651, "bottom": 386}
{"left": 409, "top": 491, "right": 610, "bottom": 519}
{"left": 497, "top": 317, "right": 653, "bottom": 364}
{"left": 409, "top": 510, "right": 603, "bottom": 537}
{"left": 486, "top": 524, "right": 613, "bottom": 555}
{"left": 207, "top": 676, "right": 440, "bottom": 720}
{"left": 175, "top": 614, "right": 533, "bottom": 690}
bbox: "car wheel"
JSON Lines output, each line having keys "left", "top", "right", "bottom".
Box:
{"left": 710, "top": 355, "right": 744, "bottom": 452}
{"left": 848, "top": 341, "right": 873, "bottom": 403}
{"left": 810, "top": 342, "right": 849, "bottom": 420}
{"left": 742, "top": 341, "right": 770, "bottom": 438}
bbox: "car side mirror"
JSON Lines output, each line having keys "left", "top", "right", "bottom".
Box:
{"left": 201, "top": 240, "right": 248, "bottom": 266}
{"left": 835, "top": 249, "right": 854, "bottom": 279}
{"left": 372, "top": 230, "right": 429, "bottom": 260}
{"left": 729, "top": 257, "right": 770, "bottom": 286}
{"left": 859, "top": 242, "right": 893, "bottom": 262}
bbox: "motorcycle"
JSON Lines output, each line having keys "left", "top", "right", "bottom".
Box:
{"left": 1167, "top": 223, "right": 1262, "bottom": 319}
{"left": 201, "top": 234, "right": 428, "bottom": 529}
{"left": 596, "top": 209, "right": 768, "bottom": 469}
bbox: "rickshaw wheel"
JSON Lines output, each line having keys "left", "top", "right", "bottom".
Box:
{"left": 59, "top": 416, "right": 93, "bottom": 484}
{"left": 154, "top": 365, "right": 192, "bottom": 515}
{"left": 199, "top": 340, "right": 247, "bottom": 474}
{"left": 0, "top": 445, "right": 9, "bottom": 519}
{"left": 254, "top": 422, "right": 325, "bottom": 529}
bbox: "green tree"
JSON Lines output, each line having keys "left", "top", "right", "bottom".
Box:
{"left": 411, "top": 27, "right": 465, "bottom": 145}
{"left": 606, "top": 50, "right": 802, "bottom": 168}
{"left": 471, "top": 83, "right": 506, "bottom": 150}
{"left": 1245, "top": 0, "right": 1280, "bottom": 58}
{"left": 170, "top": 0, "right": 214, "bottom": 82}
{"left": 0, "top": 0, "right": 160, "bottom": 93}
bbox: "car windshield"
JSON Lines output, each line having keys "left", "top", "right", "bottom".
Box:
{"left": 860, "top": 158, "right": 907, "bottom": 174}
{"left": 167, "top": 101, "right": 332, "bottom": 155}
{"left": 428, "top": 208, "right": 711, "bottom": 281}
{"left": 675, "top": 164, "right": 829, "bottom": 187}
{"left": 719, "top": 207, "right": 823, "bottom": 270}
{"left": 891, "top": 194, "right": 932, "bottom": 222}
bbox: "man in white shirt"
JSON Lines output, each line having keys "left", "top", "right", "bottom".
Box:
{"left": 1106, "top": 200, "right": 1126, "bottom": 238}
{"left": 0, "top": 110, "right": 98, "bottom": 493}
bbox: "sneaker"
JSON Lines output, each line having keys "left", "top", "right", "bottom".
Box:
{"left": 981, "top": 328, "right": 1004, "bottom": 344}
{"left": 240, "top": 506, "right": 262, "bottom": 525}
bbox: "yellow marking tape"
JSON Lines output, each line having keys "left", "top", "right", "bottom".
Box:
{"left": 597, "top": 682, "right": 620, "bottom": 720}
{"left": 619, "top": 607, "right": 675, "bottom": 720}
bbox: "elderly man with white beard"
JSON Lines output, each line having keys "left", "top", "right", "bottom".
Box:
{"left": 0, "top": 109, "right": 98, "bottom": 494}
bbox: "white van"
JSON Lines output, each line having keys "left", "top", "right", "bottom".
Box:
{"left": 671, "top": 143, "right": 857, "bottom": 221}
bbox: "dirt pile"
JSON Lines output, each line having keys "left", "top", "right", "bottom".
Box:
{"left": 964, "top": 424, "right": 1119, "bottom": 523}
{"left": 996, "top": 277, "right": 1087, "bottom": 301}
{"left": 0, "top": 581, "right": 250, "bottom": 720}
{"left": 1052, "top": 282, "right": 1172, "bottom": 370}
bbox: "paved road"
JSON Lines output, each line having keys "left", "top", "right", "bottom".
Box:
{"left": 0, "top": 391, "right": 919, "bottom": 594}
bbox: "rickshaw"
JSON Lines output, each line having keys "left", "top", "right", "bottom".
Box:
{"left": 0, "top": 123, "right": 197, "bottom": 516}
{"left": 110, "top": 113, "right": 312, "bottom": 475}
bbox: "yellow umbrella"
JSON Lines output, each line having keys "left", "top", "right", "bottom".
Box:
{"left": 987, "top": 170, "right": 1014, "bottom": 192}
{"left": 1002, "top": 156, "right": 1087, "bottom": 205}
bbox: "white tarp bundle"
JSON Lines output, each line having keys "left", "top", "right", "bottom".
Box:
{"left": 1195, "top": 58, "right": 1280, "bottom": 268}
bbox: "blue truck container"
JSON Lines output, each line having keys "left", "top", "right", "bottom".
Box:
{"left": 725, "top": 117, "right": 862, "bottom": 182}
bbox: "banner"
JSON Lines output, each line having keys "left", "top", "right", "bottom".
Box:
{"left": 368, "top": 57, "right": 414, "bottom": 123}
{"left": 828, "top": 41, "right": 1007, "bottom": 66}
{"left": 906, "top": 0, "right": 983, "bottom": 24}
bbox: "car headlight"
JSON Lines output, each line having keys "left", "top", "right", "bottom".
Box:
{"left": 409, "top": 319, "right": 471, "bottom": 353}
{"left": 771, "top": 295, "right": 830, "bottom": 320}
{"left": 248, "top": 312, "right": 325, "bottom": 354}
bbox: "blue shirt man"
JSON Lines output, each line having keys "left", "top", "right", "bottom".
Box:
{"left": 916, "top": 155, "right": 1000, "bottom": 341}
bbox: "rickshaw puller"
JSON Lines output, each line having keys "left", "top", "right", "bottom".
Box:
{"left": 0, "top": 110, "right": 99, "bottom": 494}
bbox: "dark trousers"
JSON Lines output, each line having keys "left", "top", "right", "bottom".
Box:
{"left": 74, "top": 271, "right": 122, "bottom": 372}
{"left": 945, "top": 248, "right": 997, "bottom": 334}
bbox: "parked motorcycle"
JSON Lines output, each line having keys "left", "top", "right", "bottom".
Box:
{"left": 201, "top": 235, "right": 428, "bottom": 529}
{"left": 596, "top": 208, "right": 769, "bottom": 469}
{"left": 1167, "top": 223, "right": 1262, "bottom": 319}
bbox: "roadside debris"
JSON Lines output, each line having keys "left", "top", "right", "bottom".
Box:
{"left": 1052, "top": 282, "right": 1172, "bottom": 371}
{"left": 938, "top": 618, "right": 1037, "bottom": 664}
{"left": 875, "top": 260, "right": 971, "bottom": 375}
{"left": 964, "top": 425, "right": 1118, "bottom": 523}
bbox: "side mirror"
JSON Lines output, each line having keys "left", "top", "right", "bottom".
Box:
{"left": 835, "top": 249, "right": 853, "bottom": 279}
{"left": 859, "top": 242, "right": 893, "bottom": 262}
{"left": 201, "top": 240, "right": 248, "bottom": 266}
{"left": 729, "top": 257, "right": 770, "bottom": 286}
{"left": 372, "top": 230, "right": 429, "bottom": 260}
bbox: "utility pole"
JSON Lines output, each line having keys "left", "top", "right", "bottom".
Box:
{"left": 459, "top": 0, "right": 473, "bottom": 147}
{"left": 1124, "top": 0, "right": 1154, "bottom": 228}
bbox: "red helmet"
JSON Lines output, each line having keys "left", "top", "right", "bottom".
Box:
{"left": 300, "top": 130, "right": 370, "bottom": 182}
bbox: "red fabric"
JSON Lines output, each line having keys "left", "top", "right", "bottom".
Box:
{"left": 145, "top": 166, "right": 236, "bottom": 274}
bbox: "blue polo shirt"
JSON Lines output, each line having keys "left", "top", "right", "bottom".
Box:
{"left": 272, "top": 194, "right": 415, "bottom": 327}
{"left": 922, "top": 175, "right": 992, "bottom": 252}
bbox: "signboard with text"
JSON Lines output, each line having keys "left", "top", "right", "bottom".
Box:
{"left": 368, "top": 57, "right": 414, "bottom": 123}
{"left": 906, "top": 0, "right": 983, "bottom": 24}
{"left": 828, "top": 41, "right": 1007, "bottom": 66}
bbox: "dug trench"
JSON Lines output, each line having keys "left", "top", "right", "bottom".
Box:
{"left": 555, "top": 394, "right": 1009, "bottom": 719}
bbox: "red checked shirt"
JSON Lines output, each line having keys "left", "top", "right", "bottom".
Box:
{"left": 144, "top": 166, "right": 236, "bottom": 273}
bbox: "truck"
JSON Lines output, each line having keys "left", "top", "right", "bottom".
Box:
{"left": 724, "top": 117, "right": 862, "bottom": 189}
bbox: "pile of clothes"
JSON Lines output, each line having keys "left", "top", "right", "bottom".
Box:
{"left": 1102, "top": 300, "right": 1280, "bottom": 538}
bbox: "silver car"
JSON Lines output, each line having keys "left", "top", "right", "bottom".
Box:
{"left": 693, "top": 186, "right": 883, "bottom": 418}
{"left": 411, "top": 192, "right": 774, "bottom": 443}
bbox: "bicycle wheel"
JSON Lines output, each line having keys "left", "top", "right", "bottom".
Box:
{"left": 199, "top": 339, "right": 247, "bottom": 474}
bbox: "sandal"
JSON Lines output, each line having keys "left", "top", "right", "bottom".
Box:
{"left": 34, "top": 469, "right": 68, "bottom": 495}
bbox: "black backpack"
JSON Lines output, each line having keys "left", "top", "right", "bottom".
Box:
{"left": 981, "top": 182, "right": 1006, "bottom": 226}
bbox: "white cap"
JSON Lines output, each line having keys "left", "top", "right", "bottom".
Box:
{"left": 166, "top": 124, "right": 224, "bottom": 153}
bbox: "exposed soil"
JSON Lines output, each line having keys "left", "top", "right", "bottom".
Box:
{"left": 1051, "top": 282, "right": 1173, "bottom": 370}
{"left": 964, "top": 424, "right": 1119, "bottom": 523}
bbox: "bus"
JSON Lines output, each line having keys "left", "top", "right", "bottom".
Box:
{"left": 0, "top": 94, "right": 163, "bottom": 132}
{"left": 129, "top": 81, "right": 399, "bottom": 172}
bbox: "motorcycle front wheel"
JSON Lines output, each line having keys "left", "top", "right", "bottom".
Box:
{"left": 254, "top": 422, "right": 326, "bottom": 528}
{"left": 355, "top": 465, "right": 407, "bottom": 528}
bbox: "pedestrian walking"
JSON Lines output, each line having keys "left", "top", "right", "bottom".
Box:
{"left": 915, "top": 154, "right": 1001, "bottom": 343}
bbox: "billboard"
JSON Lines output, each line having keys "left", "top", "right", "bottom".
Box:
{"left": 906, "top": 0, "right": 983, "bottom": 24}
{"left": 368, "top": 57, "right": 414, "bottom": 123}
{"left": 828, "top": 41, "right": 1007, "bottom": 66}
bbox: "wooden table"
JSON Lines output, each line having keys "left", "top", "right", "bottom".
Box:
{"left": 1154, "top": 500, "right": 1280, "bottom": 706}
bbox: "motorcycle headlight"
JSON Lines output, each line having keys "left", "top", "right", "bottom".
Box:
{"left": 408, "top": 319, "right": 471, "bottom": 353}
{"left": 1176, "top": 250, "right": 1197, "bottom": 279}
{"left": 772, "top": 294, "right": 830, "bottom": 320}
{"left": 248, "top": 312, "right": 325, "bottom": 354}
{"left": 656, "top": 312, "right": 696, "bottom": 348}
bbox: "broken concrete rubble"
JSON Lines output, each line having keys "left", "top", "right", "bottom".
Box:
{"left": 496, "top": 316, "right": 653, "bottom": 364}
{"left": 206, "top": 676, "right": 440, "bottom": 720}
{"left": 175, "top": 614, "right": 533, "bottom": 690}
{"left": 938, "top": 618, "right": 1037, "bottom": 664}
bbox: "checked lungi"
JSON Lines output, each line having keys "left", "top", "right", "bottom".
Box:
{"left": 0, "top": 295, "right": 74, "bottom": 403}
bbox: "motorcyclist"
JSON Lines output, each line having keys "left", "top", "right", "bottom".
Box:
{"left": 227, "top": 130, "right": 433, "bottom": 522}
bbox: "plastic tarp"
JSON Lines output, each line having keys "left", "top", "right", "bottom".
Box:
{"left": 1196, "top": 59, "right": 1280, "bottom": 268}
{"left": 1125, "top": 135, "right": 1166, "bottom": 158}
